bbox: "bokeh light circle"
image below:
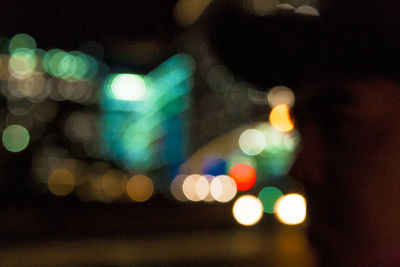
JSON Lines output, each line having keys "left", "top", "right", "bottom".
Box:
{"left": 170, "top": 175, "right": 188, "bottom": 201}
{"left": 126, "top": 175, "right": 154, "bottom": 202}
{"left": 233, "top": 195, "right": 263, "bottom": 226}
{"left": 269, "top": 104, "right": 294, "bottom": 133}
{"left": 258, "top": 186, "right": 283, "bottom": 214}
{"left": 8, "top": 33, "right": 36, "bottom": 54}
{"left": 101, "top": 169, "right": 128, "bottom": 199}
{"left": 229, "top": 163, "right": 256, "bottom": 191}
{"left": 210, "top": 175, "right": 237, "bottom": 203}
{"left": 267, "top": 86, "right": 295, "bottom": 108}
{"left": 238, "top": 129, "right": 266, "bottom": 156}
{"left": 48, "top": 168, "right": 76, "bottom": 196}
{"left": 182, "top": 174, "right": 209, "bottom": 201}
{"left": 275, "top": 193, "right": 307, "bottom": 225}
{"left": 2, "top": 124, "right": 30, "bottom": 152}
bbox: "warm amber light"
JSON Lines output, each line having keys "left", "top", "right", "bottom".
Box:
{"left": 269, "top": 104, "right": 294, "bottom": 132}
{"left": 48, "top": 168, "right": 75, "bottom": 196}
{"left": 127, "top": 175, "right": 154, "bottom": 202}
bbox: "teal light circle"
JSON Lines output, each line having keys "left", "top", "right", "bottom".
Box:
{"left": 2, "top": 125, "right": 30, "bottom": 152}
{"left": 258, "top": 186, "right": 283, "bottom": 214}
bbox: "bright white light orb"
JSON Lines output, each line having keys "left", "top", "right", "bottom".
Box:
{"left": 239, "top": 129, "right": 266, "bottom": 156}
{"left": 111, "top": 74, "right": 146, "bottom": 101}
{"left": 275, "top": 193, "right": 307, "bottom": 225}
{"left": 232, "top": 195, "right": 263, "bottom": 226}
{"left": 210, "top": 175, "right": 237, "bottom": 203}
{"left": 182, "top": 174, "right": 209, "bottom": 201}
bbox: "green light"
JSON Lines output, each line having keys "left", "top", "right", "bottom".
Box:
{"left": 8, "top": 33, "right": 36, "bottom": 54}
{"left": 43, "top": 49, "right": 62, "bottom": 75}
{"left": 49, "top": 50, "right": 69, "bottom": 77}
{"left": 108, "top": 74, "right": 146, "bottom": 101}
{"left": 69, "top": 51, "right": 89, "bottom": 80}
{"left": 258, "top": 186, "right": 283, "bottom": 214}
{"left": 2, "top": 125, "right": 30, "bottom": 152}
{"left": 9, "top": 48, "right": 37, "bottom": 79}
{"left": 227, "top": 152, "right": 257, "bottom": 170}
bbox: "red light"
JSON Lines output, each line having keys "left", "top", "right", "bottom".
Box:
{"left": 229, "top": 164, "right": 256, "bottom": 191}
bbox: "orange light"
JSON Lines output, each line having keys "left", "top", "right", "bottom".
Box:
{"left": 269, "top": 104, "right": 294, "bottom": 132}
{"left": 229, "top": 164, "right": 256, "bottom": 191}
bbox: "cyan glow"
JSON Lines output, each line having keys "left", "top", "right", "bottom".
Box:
{"left": 100, "top": 53, "right": 195, "bottom": 170}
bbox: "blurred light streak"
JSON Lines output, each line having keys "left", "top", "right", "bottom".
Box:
{"left": 173, "top": 0, "right": 213, "bottom": 27}
{"left": 295, "top": 5, "right": 320, "bottom": 16}
{"left": 269, "top": 104, "right": 294, "bottom": 132}
{"left": 276, "top": 3, "right": 295, "bottom": 10}
{"left": 233, "top": 195, "right": 263, "bottom": 226}
{"left": 244, "top": 0, "right": 279, "bottom": 16}
{"left": 2, "top": 124, "right": 30, "bottom": 152}
{"left": 275, "top": 193, "right": 307, "bottom": 225}
{"left": 210, "top": 175, "right": 237, "bottom": 203}
{"left": 229, "top": 163, "right": 256, "bottom": 191}
{"left": 100, "top": 54, "right": 194, "bottom": 170}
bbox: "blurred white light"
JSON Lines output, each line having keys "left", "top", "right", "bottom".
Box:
{"left": 111, "top": 74, "right": 146, "bottom": 101}
{"left": 195, "top": 175, "right": 210, "bottom": 200}
{"left": 275, "top": 194, "right": 307, "bottom": 225}
{"left": 267, "top": 86, "right": 295, "bottom": 108}
{"left": 239, "top": 129, "right": 266, "bottom": 156}
{"left": 183, "top": 174, "right": 209, "bottom": 202}
{"left": 210, "top": 175, "right": 237, "bottom": 203}
{"left": 233, "top": 195, "right": 263, "bottom": 226}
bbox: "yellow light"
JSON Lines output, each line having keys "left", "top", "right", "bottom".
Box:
{"left": 48, "top": 168, "right": 76, "bottom": 196}
{"left": 210, "top": 175, "right": 237, "bottom": 203}
{"left": 8, "top": 48, "right": 37, "bottom": 79}
{"left": 101, "top": 169, "right": 128, "bottom": 199}
{"left": 126, "top": 175, "right": 154, "bottom": 202}
{"left": 238, "top": 128, "right": 266, "bottom": 156}
{"left": 269, "top": 104, "right": 294, "bottom": 132}
{"left": 173, "top": 0, "right": 213, "bottom": 27}
{"left": 275, "top": 194, "right": 307, "bottom": 225}
{"left": 232, "top": 195, "right": 263, "bottom": 226}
